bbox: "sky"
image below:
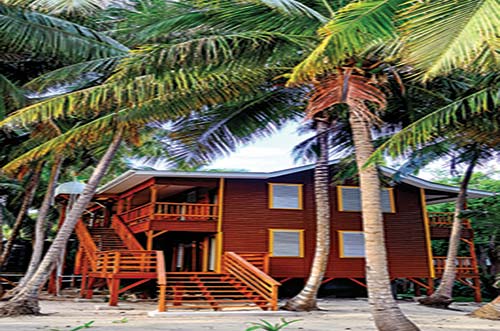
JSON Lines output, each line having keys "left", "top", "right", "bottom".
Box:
{"left": 205, "top": 121, "right": 499, "bottom": 181}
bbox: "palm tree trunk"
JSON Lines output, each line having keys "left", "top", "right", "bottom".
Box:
{"left": 420, "top": 153, "right": 479, "bottom": 307}
{"left": 0, "top": 131, "right": 122, "bottom": 317}
{"left": 283, "top": 118, "right": 331, "bottom": 311}
{"left": 16, "top": 156, "right": 63, "bottom": 289}
{"left": 349, "top": 112, "right": 419, "bottom": 331}
{"left": 0, "top": 162, "right": 43, "bottom": 267}
{"left": 470, "top": 295, "right": 500, "bottom": 320}
{"left": 0, "top": 195, "right": 5, "bottom": 257}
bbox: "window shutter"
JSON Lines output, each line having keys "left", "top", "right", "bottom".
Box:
{"left": 380, "top": 190, "right": 393, "bottom": 213}
{"left": 272, "top": 231, "right": 301, "bottom": 257}
{"left": 341, "top": 232, "right": 365, "bottom": 257}
{"left": 271, "top": 185, "right": 301, "bottom": 209}
{"left": 340, "top": 187, "right": 394, "bottom": 213}
{"left": 340, "top": 187, "right": 362, "bottom": 211}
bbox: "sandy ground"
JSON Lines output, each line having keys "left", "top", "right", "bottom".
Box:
{"left": 0, "top": 297, "right": 498, "bottom": 331}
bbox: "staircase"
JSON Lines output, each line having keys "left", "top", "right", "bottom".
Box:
{"left": 90, "top": 228, "right": 128, "bottom": 251}
{"left": 74, "top": 217, "right": 280, "bottom": 311}
{"left": 161, "top": 272, "right": 271, "bottom": 310}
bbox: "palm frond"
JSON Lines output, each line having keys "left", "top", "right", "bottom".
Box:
{"left": 0, "top": 73, "right": 26, "bottom": 116}
{"left": 23, "top": 57, "right": 122, "bottom": 91}
{"left": 5, "top": 0, "right": 120, "bottom": 14}
{"left": 289, "top": 0, "right": 403, "bottom": 83}
{"left": 0, "top": 63, "right": 273, "bottom": 128}
{"left": 0, "top": 3, "right": 128, "bottom": 61}
{"left": 164, "top": 88, "right": 305, "bottom": 165}
{"left": 367, "top": 85, "right": 500, "bottom": 164}
{"left": 400, "top": 0, "right": 500, "bottom": 81}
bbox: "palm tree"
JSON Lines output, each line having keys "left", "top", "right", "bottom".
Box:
{"left": 0, "top": 129, "right": 122, "bottom": 316}
{"left": 15, "top": 155, "right": 63, "bottom": 288}
{"left": 0, "top": 162, "right": 43, "bottom": 267}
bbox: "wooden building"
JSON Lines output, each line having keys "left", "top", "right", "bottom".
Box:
{"left": 70, "top": 164, "right": 493, "bottom": 311}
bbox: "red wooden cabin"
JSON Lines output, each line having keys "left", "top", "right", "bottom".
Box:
{"left": 70, "top": 164, "right": 492, "bottom": 311}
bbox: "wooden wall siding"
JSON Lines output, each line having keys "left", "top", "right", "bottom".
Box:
{"left": 155, "top": 177, "right": 218, "bottom": 188}
{"left": 222, "top": 172, "right": 431, "bottom": 279}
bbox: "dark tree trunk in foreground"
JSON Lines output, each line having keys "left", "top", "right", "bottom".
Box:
{"left": 283, "top": 118, "right": 330, "bottom": 311}
{"left": 0, "top": 131, "right": 122, "bottom": 317}
{"left": 0, "top": 163, "right": 43, "bottom": 267}
{"left": 419, "top": 154, "right": 479, "bottom": 308}
{"left": 349, "top": 113, "right": 419, "bottom": 331}
{"left": 16, "top": 157, "right": 63, "bottom": 289}
{"left": 471, "top": 295, "right": 500, "bottom": 320}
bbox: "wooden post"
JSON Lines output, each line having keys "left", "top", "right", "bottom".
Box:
{"left": 263, "top": 253, "right": 270, "bottom": 274}
{"left": 109, "top": 278, "right": 120, "bottom": 306}
{"left": 202, "top": 237, "right": 209, "bottom": 272}
{"left": 158, "top": 285, "right": 167, "bottom": 312}
{"left": 117, "top": 199, "right": 124, "bottom": 214}
{"left": 271, "top": 284, "right": 278, "bottom": 311}
{"left": 427, "top": 278, "right": 434, "bottom": 295}
{"left": 85, "top": 278, "right": 95, "bottom": 299}
{"left": 150, "top": 185, "right": 157, "bottom": 218}
{"left": 80, "top": 255, "right": 88, "bottom": 298}
{"left": 147, "top": 230, "right": 154, "bottom": 250}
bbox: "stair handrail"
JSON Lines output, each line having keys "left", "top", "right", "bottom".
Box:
{"left": 75, "top": 220, "right": 97, "bottom": 270}
{"left": 112, "top": 215, "right": 144, "bottom": 250}
{"left": 223, "top": 251, "right": 280, "bottom": 310}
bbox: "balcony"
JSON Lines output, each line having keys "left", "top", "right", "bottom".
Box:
{"left": 433, "top": 256, "right": 478, "bottom": 277}
{"left": 428, "top": 212, "right": 473, "bottom": 239}
{"left": 118, "top": 202, "right": 218, "bottom": 233}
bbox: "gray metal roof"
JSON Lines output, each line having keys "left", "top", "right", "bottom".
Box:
{"left": 97, "top": 163, "right": 495, "bottom": 204}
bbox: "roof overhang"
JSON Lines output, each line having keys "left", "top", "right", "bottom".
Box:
{"left": 97, "top": 163, "right": 495, "bottom": 204}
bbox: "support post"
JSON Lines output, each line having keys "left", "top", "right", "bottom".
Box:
{"left": 109, "top": 278, "right": 120, "bottom": 306}
{"left": 147, "top": 230, "right": 154, "bottom": 250}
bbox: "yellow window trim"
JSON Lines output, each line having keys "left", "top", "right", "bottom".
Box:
{"left": 337, "top": 185, "right": 396, "bottom": 213}
{"left": 420, "top": 188, "right": 436, "bottom": 278}
{"left": 338, "top": 230, "right": 365, "bottom": 258}
{"left": 268, "top": 183, "right": 303, "bottom": 210}
{"left": 269, "top": 228, "right": 304, "bottom": 258}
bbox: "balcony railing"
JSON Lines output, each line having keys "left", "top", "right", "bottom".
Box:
{"left": 119, "top": 202, "right": 218, "bottom": 225}
{"left": 433, "top": 256, "right": 478, "bottom": 276}
{"left": 428, "top": 212, "right": 471, "bottom": 229}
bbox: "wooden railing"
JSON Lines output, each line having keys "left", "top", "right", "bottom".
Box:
{"left": 428, "top": 212, "right": 471, "bottom": 229}
{"left": 155, "top": 202, "right": 218, "bottom": 220}
{"left": 112, "top": 215, "right": 144, "bottom": 250}
{"left": 223, "top": 252, "right": 280, "bottom": 311}
{"left": 433, "top": 256, "right": 478, "bottom": 276}
{"left": 94, "top": 250, "right": 161, "bottom": 274}
{"left": 238, "top": 252, "right": 270, "bottom": 274}
{"left": 75, "top": 220, "right": 97, "bottom": 270}
{"left": 119, "top": 203, "right": 152, "bottom": 225}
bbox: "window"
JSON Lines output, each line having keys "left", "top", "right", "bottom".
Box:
{"left": 269, "top": 229, "right": 304, "bottom": 257}
{"left": 337, "top": 186, "right": 395, "bottom": 213}
{"left": 339, "top": 231, "right": 365, "bottom": 258}
{"left": 268, "top": 183, "right": 303, "bottom": 210}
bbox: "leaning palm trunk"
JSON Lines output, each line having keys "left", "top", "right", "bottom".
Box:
{"left": 0, "top": 195, "right": 5, "bottom": 257}
{"left": 419, "top": 154, "right": 479, "bottom": 308}
{"left": 283, "top": 118, "right": 331, "bottom": 311}
{"left": 471, "top": 295, "right": 500, "bottom": 320}
{"left": 15, "top": 156, "right": 63, "bottom": 290}
{"left": 0, "top": 131, "right": 122, "bottom": 317}
{"left": 349, "top": 113, "right": 419, "bottom": 331}
{"left": 0, "top": 163, "right": 43, "bottom": 267}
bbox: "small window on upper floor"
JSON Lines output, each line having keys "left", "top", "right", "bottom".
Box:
{"left": 337, "top": 186, "right": 395, "bottom": 213}
{"left": 268, "top": 183, "right": 303, "bottom": 210}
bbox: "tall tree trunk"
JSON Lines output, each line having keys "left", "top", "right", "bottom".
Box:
{"left": 420, "top": 153, "right": 479, "bottom": 307}
{"left": 472, "top": 242, "right": 500, "bottom": 319}
{"left": 15, "top": 156, "right": 63, "bottom": 289}
{"left": 283, "top": 118, "right": 330, "bottom": 311}
{"left": 0, "top": 195, "right": 5, "bottom": 257}
{"left": 471, "top": 295, "right": 500, "bottom": 320}
{"left": 0, "top": 163, "right": 43, "bottom": 267}
{"left": 349, "top": 113, "right": 419, "bottom": 331}
{"left": 0, "top": 131, "right": 122, "bottom": 317}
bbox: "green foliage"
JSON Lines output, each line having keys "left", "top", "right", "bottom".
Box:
{"left": 246, "top": 318, "right": 301, "bottom": 331}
